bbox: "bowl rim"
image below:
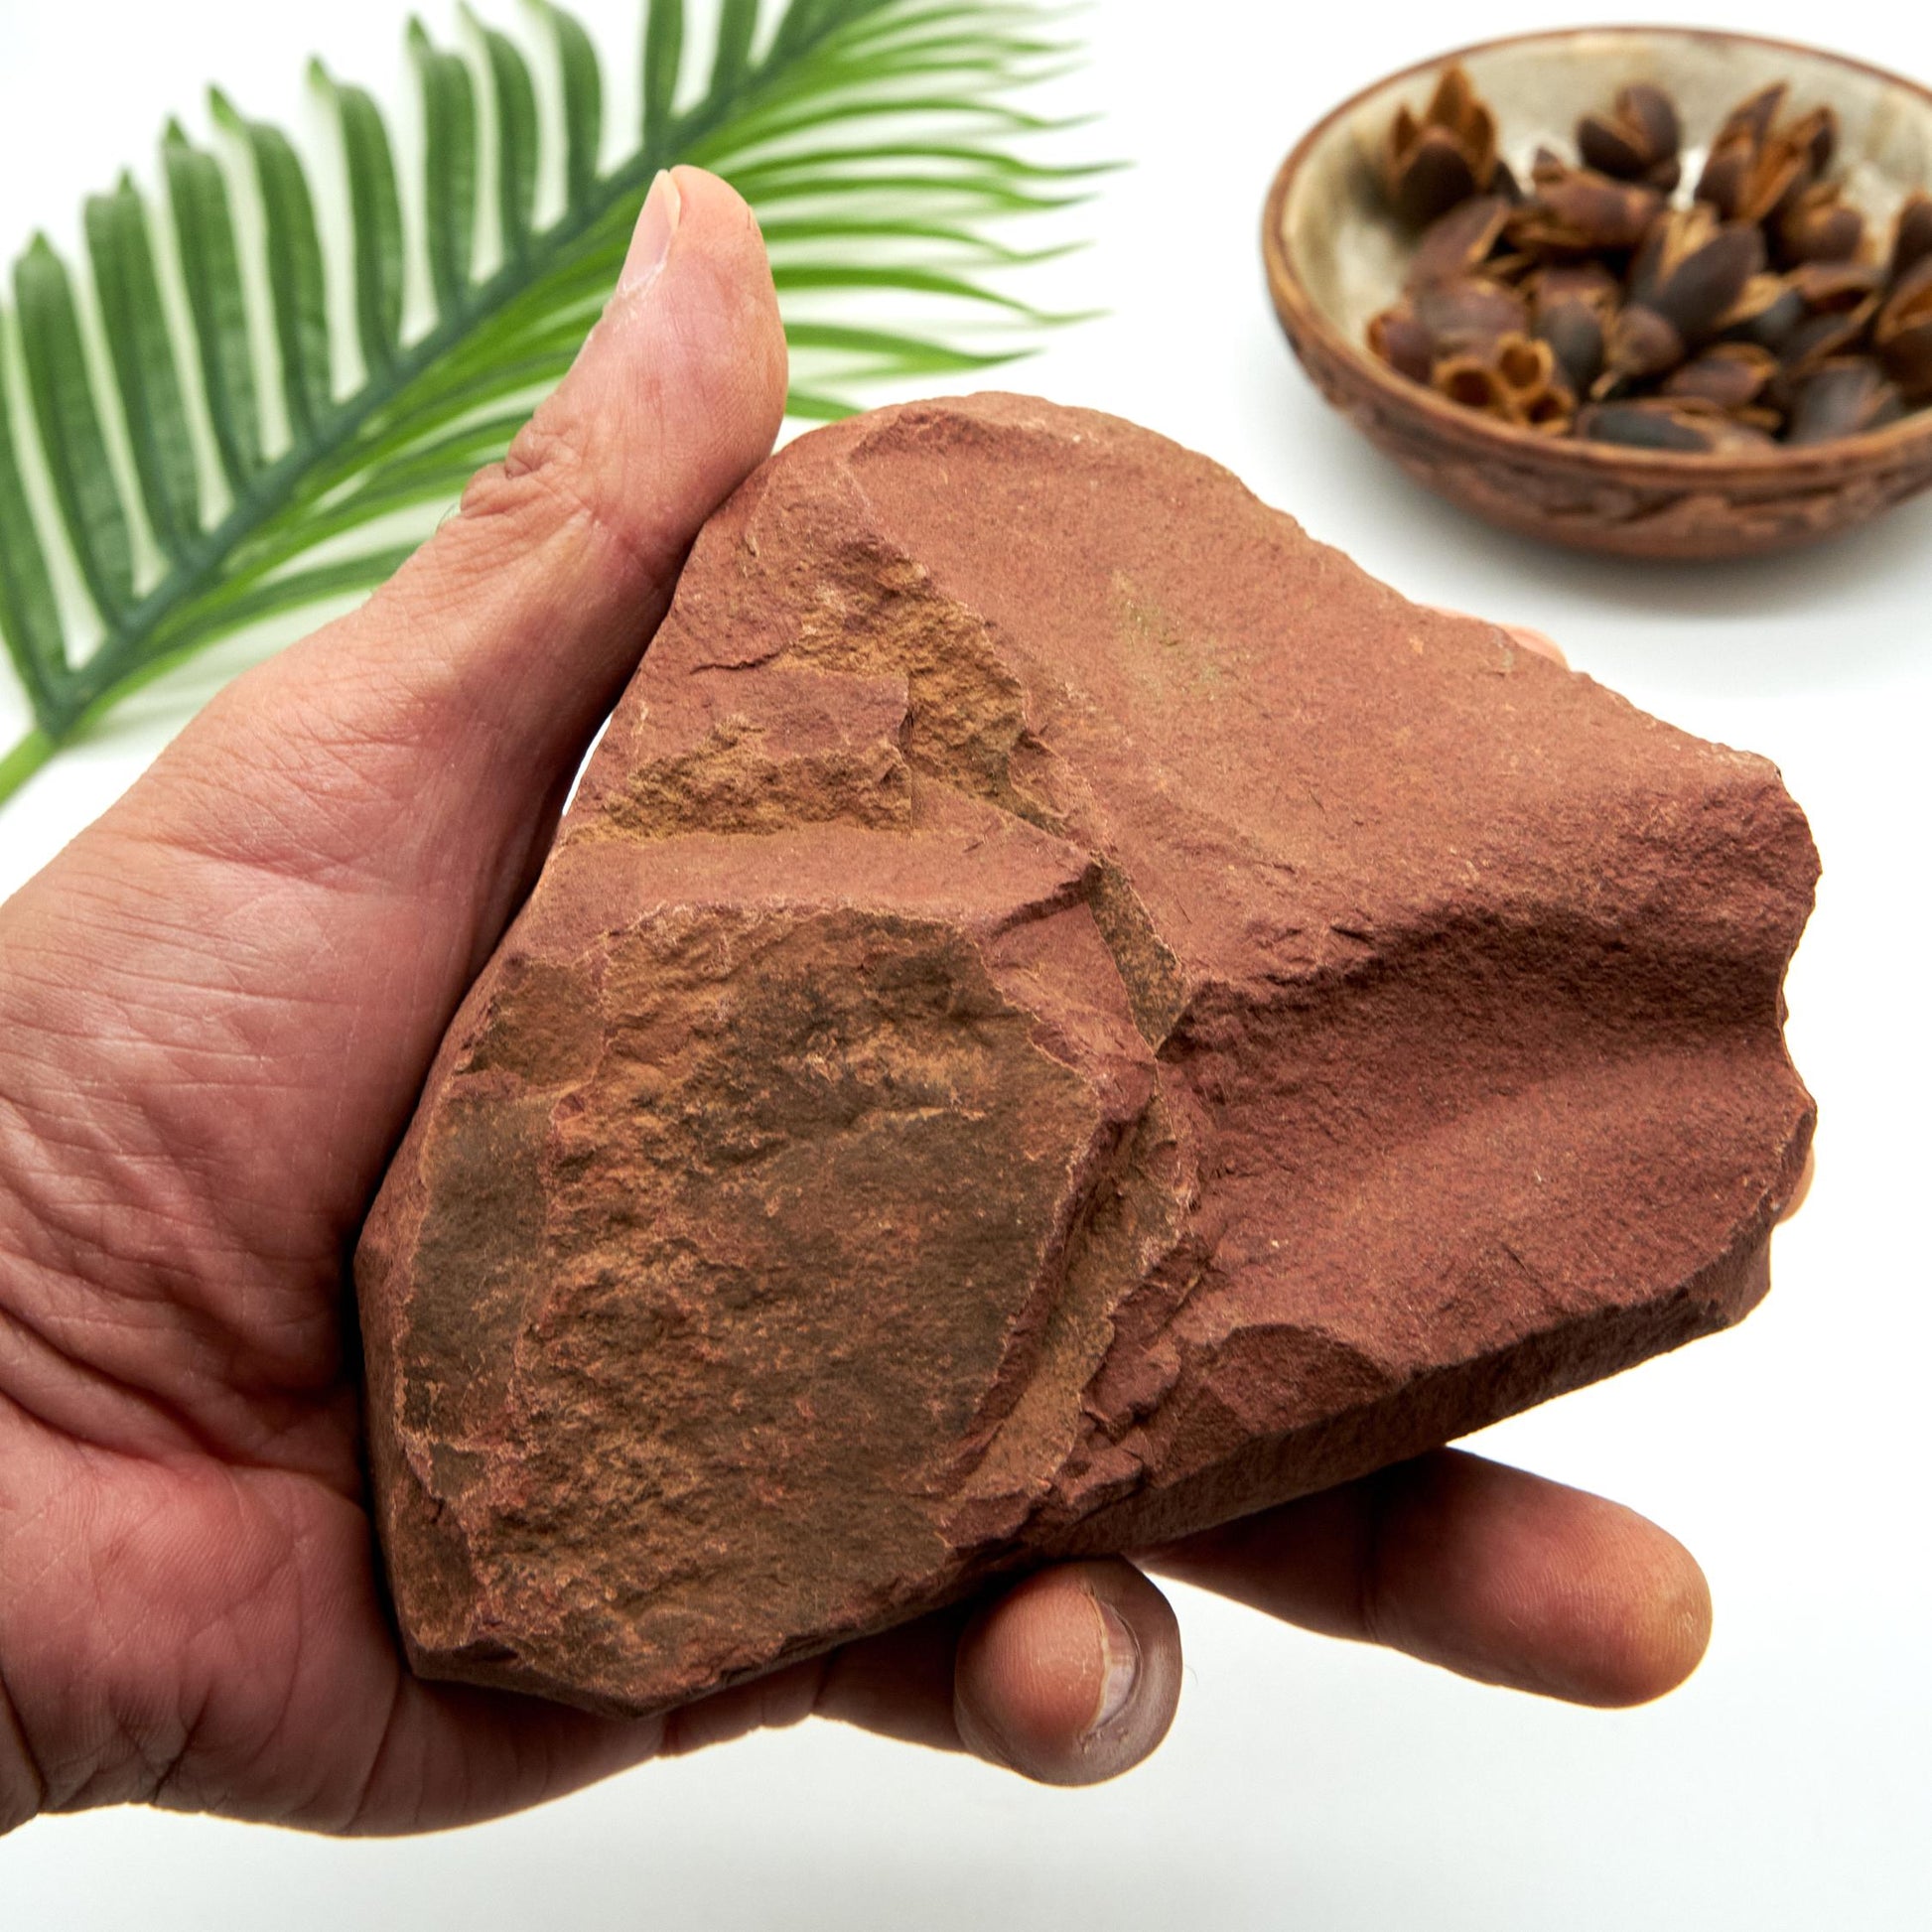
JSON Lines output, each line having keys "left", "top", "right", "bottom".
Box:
{"left": 1262, "top": 22, "right": 1932, "bottom": 480}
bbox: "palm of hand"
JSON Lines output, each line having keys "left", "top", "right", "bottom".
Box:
{"left": 0, "top": 173, "right": 1712, "bottom": 1839}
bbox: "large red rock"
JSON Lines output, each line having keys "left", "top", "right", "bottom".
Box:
{"left": 354, "top": 394, "right": 1816, "bottom": 1716}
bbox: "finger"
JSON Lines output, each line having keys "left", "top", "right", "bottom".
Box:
{"left": 1143, "top": 1449, "right": 1711, "bottom": 1708}
{"left": 949, "top": 1559, "right": 1182, "bottom": 1784}
{"left": 361, "top": 1560, "right": 1186, "bottom": 1826}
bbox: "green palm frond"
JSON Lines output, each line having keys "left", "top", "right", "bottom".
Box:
{"left": 0, "top": 0, "right": 1100, "bottom": 809}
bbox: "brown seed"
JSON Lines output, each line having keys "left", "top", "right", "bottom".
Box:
{"left": 1717, "top": 273, "right": 1807, "bottom": 350}
{"left": 1530, "top": 144, "right": 1569, "bottom": 189}
{"left": 1510, "top": 166, "right": 1665, "bottom": 255}
{"left": 1790, "top": 103, "right": 1839, "bottom": 176}
{"left": 1578, "top": 109, "right": 1650, "bottom": 180}
{"left": 1891, "top": 191, "right": 1932, "bottom": 285}
{"left": 1368, "top": 306, "right": 1435, "bottom": 383}
{"left": 1577, "top": 399, "right": 1721, "bottom": 452}
{"left": 1630, "top": 208, "right": 1766, "bottom": 342}
{"left": 1579, "top": 398, "right": 1778, "bottom": 454}
{"left": 1621, "top": 84, "right": 1682, "bottom": 165}
{"left": 1788, "top": 261, "right": 1887, "bottom": 311}
{"left": 1663, "top": 343, "right": 1781, "bottom": 410}
{"left": 1694, "top": 82, "right": 1819, "bottom": 229}
{"left": 1528, "top": 260, "right": 1621, "bottom": 308}
{"left": 1406, "top": 195, "right": 1513, "bottom": 288}
{"left": 1383, "top": 65, "right": 1499, "bottom": 224}
{"left": 1534, "top": 296, "right": 1607, "bottom": 396}
{"left": 1873, "top": 257, "right": 1932, "bottom": 401}
{"left": 1785, "top": 357, "right": 1907, "bottom": 443}
{"left": 1597, "top": 304, "right": 1688, "bottom": 392}
{"left": 1781, "top": 300, "right": 1881, "bottom": 377}
{"left": 1717, "top": 81, "right": 1789, "bottom": 150}
{"left": 1578, "top": 82, "right": 1682, "bottom": 190}
{"left": 1414, "top": 275, "right": 1529, "bottom": 359}
{"left": 1777, "top": 184, "right": 1864, "bottom": 267}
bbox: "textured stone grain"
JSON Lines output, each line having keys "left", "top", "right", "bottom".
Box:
{"left": 355, "top": 395, "right": 1817, "bottom": 1715}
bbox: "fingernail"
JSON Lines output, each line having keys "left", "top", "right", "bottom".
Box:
{"left": 1087, "top": 1599, "right": 1142, "bottom": 1737}
{"left": 619, "top": 170, "right": 682, "bottom": 297}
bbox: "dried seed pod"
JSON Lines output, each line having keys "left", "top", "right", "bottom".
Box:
{"left": 1529, "top": 145, "right": 1569, "bottom": 189}
{"left": 1717, "top": 82, "right": 1788, "bottom": 149}
{"left": 1578, "top": 82, "right": 1682, "bottom": 191}
{"left": 1776, "top": 184, "right": 1864, "bottom": 267}
{"left": 1519, "top": 383, "right": 1577, "bottom": 433}
{"left": 1534, "top": 295, "right": 1607, "bottom": 397}
{"left": 1695, "top": 82, "right": 1821, "bottom": 227}
{"left": 1621, "top": 84, "right": 1683, "bottom": 164}
{"left": 1784, "top": 357, "right": 1907, "bottom": 443}
{"left": 1662, "top": 343, "right": 1781, "bottom": 410}
{"left": 1717, "top": 273, "right": 1808, "bottom": 351}
{"left": 1383, "top": 64, "right": 1499, "bottom": 224}
{"left": 1509, "top": 165, "right": 1665, "bottom": 255}
{"left": 1891, "top": 191, "right": 1932, "bottom": 285}
{"left": 1780, "top": 299, "right": 1881, "bottom": 378}
{"left": 1578, "top": 398, "right": 1778, "bottom": 454}
{"left": 1414, "top": 275, "right": 1530, "bottom": 359}
{"left": 1368, "top": 306, "right": 1435, "bottom": 383}
{"left": 1432, "top": 353, "right": 1514, "bottom": 416}
{"left": 1788, "top": 260, "right": 1886, "bottom": 311}
{"left": 1789, "top": 103, "right": 1839, "bottom": 176}
{"left": 1406, "top": 195, "right": 1513, "bottom": 288}
{"left": 1481, "top": 250, "right": 1539, "bottom": 285}
{"left": 1629, "top": 207, "right": 1767, "bottom": 342}
{"left": 1597, "top": 304, "right": 1688, "bottom": 392}
{"left": 1492, "top": 332, "right": 1557, "bottom": 401}
{"left": 1873, "top": 257, "right": 1932, "bottom": 401}
{"left": 1528, "top": 260, "right": 1622, "bottom": 312}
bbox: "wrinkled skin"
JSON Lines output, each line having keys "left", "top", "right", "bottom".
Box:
{"left": 0, "top": 172, "right": 1723, "bottom": 1837}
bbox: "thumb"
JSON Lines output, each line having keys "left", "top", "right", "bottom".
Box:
{"left": 0, "top": 168, "right": 786, "bottom": 1257}
{"left": 109, "top": 164, "right": 786, "bottom": 940}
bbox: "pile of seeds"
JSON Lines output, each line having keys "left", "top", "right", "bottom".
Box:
{"left": 1367, "top": 68, "right": 1932, "bottom": 450}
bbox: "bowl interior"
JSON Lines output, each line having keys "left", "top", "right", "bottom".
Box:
{"left": 1282, "top": 28, "right": 1932, "bottom": 347}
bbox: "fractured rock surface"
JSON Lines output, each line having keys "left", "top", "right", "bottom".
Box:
{"left": 354, "top": 395, "right": 1817, "bottom": 1715}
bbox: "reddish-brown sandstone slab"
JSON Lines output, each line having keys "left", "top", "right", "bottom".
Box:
{"left": 354, "top": 394, "right": 1817, "bottom": 1716}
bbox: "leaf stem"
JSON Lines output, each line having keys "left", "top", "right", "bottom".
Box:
{"left": 0, "top": 726, "right": 56, "bottom": 808}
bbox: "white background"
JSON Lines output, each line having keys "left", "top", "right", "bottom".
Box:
{"left": 1, "top": 0, "right": 1928, "bottom": 1926}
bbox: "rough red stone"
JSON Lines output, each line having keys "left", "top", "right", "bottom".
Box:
{"left": 354, "top": 394, "right": 1817, "bottom": 1716}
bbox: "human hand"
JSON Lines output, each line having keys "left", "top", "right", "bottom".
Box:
{"left": 0, "top": 170, "right": 1715, "bottom": 1837}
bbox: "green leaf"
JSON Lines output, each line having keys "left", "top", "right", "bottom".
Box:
{"left": 643, "top": 0, "right": 686, "bottom": 152}
{"left": 478, "top": 20, "right": 540, "bottom": 260}
{"left": 12, "top": 235, "right": 137, "bottom": 621}
{"left": 317, "top": 66, "right": 407, "bottom": 375}
{"left": 84, "top": 176, "right": 203, "bottom": 561}
{"left": 212, "top": 89, "right": 333, "bottom": 440}
{"left": 543, "top": 3, "right": 605, "bottom": 208}
{"left": 0, "top": 331, "right": 67, "bottom": 699}
{"left": 711, "top": 0, "right": 760, "bottom": 100}
{"left": 162, "top": 121, "right": 265, "bottom": 490}
{"left": 408, "top": 21, "right": 479, "bottom": 316}
{"left": 0, "top": 0, "right": 1101, "bottom": 808}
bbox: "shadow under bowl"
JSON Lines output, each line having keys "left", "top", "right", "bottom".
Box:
{"left": 1263, "top": 25, "right": 1932, "bottom": 560}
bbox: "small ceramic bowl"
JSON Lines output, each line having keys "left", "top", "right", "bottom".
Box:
{"left": 1263, "top": 26, "right": 1932, "bottom": 559}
